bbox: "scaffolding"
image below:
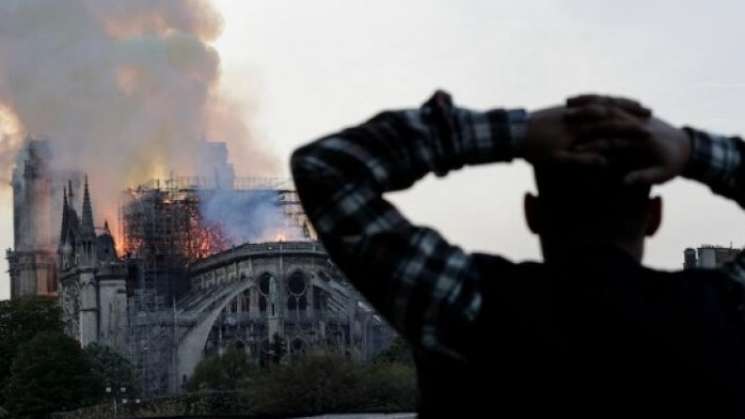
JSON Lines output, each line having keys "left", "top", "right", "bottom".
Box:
{"left": 121, "top": 186, "right": 230, "bottom": 265}
{"left": 137, "top": 176, "right": 290, "bottom": 192}
{"left": 119, "top": 177, "right": 313, "bottom": 277}
{"left": 126, "top": 286, "right": 176, "bottom": 396}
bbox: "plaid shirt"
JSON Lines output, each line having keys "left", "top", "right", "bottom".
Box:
{"left": 291, "top": 91, "right": 526, "bottom": 359}
{"left": 684, "top": 127, "right": 745, "bottom": 283}
{"left": 291, "top": 91, "right": 745, "bottom": 360}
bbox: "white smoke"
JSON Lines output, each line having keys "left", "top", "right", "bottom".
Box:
{"left": 0, "top": 0, "right": 277, "bottom": 237}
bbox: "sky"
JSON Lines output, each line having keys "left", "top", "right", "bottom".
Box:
{"left": 2, "top": 0, "right": 745, "bottom": 299}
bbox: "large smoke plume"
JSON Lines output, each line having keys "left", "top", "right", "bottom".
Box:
{"left": 0, "top": 0, "right": 277, "bottom": 241}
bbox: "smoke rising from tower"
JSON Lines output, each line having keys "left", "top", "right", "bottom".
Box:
{"left": 0, "top": 0, "right": 277, "bottom": 237}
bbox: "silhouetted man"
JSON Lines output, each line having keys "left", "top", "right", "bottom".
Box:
{"left": 291, "top": 92, "right": 745, "bottom": 417}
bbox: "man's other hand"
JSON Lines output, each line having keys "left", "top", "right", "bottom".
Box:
{"left": 566, "top": 94, "right": 691, "bottom": 185}
{"left": 521, "top": 105, "right": 610, "bottom": 166}
{"left": 566, "top": 94, "right": 652, "bottom": 118}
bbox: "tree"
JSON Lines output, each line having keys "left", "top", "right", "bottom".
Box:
{"left": 220, "top": 344, "right": 254, "bottom": 387}
{"left": 247, "top": 353, "right": 366, "bottom": 416}
{"left": 373, "top": 336, "right": 414, "bottom": 366}
{"left": 187, "top": 345, "right": 254, "bottom": 392}
{"left": 0, "top": 297, "right": 63, "bottom": 405}
{"left": 2, "top": 331, "right": 103, "bottom": 419}
{"left": 182, "top": 347, "right": 418, "bottom": 416}
{"left": 84, "top": 343, "right": 138, "bottom": 398}
{"left": 187, "top": 354, "right": 224, "bottom": 392}
{"left": 360, "top": 361, "right": 417, "bottom": 411}
{"left": 269, "top": 333, "right": 286, "bottom": 365}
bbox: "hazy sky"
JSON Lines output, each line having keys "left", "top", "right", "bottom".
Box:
{"left": 2, "top": 0, "right": 745, "bottom": 300}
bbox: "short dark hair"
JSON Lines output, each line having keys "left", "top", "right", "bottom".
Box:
{"left": 533, "top": 162, "right": 652, "bottom": 241}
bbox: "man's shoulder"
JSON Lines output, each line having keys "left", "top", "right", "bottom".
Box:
{"left": 628, "top": 264, "right": 745, "bottom": 330}
{"left": 469, "top": 250, "right": 742, "bottom": 293}
{"left": 471, "top": 252, "right": 543, "bottom": 273}
{"left": 641, "top": 263, "right": 737, "bottom": 287}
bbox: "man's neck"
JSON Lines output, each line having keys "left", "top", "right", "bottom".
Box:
{"left": 542, "top": 239, "right": 644, "bottom": 264}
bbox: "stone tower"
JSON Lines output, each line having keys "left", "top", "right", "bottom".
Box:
{"left": 6, "top": 139, "right": 58, "bottom": 298}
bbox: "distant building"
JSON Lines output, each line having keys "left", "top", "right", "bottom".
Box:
{"left": 683, "top": 245, "right": 741, "bottom": 269}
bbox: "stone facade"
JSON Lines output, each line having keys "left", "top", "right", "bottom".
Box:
{"left": 175, "top": 241, "right": 394, "bottom": 386}
{"left": 58, "top": 178, "right": 128, "bottom": 349}
{"left": 123, "top": 241, "right": 396, "bottom": 395}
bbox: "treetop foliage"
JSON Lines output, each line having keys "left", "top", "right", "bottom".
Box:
{"left": 3, "top": 331, "right": 103, "bottom": 419}
{"left": 0, "top": 297, "right": 64, "bottom": 406}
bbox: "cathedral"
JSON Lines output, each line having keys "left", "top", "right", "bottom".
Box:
{"left": 7, "top": 140, "right": 395, "bottom": 396}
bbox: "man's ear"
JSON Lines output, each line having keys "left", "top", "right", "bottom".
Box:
{"left": 645, "top": 196, "right": 662, "bottom": 237}
{"left": 524, "top": 193, "right": 542, "bottom": 235}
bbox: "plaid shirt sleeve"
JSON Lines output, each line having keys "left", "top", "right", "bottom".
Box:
{"left": 682, "top": 127, "right": 745, "bottom": 286}
{"left": 291, "top": 91, "right": 526, "bottom": 359}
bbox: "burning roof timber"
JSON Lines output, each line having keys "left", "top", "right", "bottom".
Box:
{"left": 119, "top": 175, "right": 314, "bottom": 266}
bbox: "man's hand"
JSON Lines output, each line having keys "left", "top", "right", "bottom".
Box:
{"left": 566, "top": 94, "right": 652, "bottom": 118}
{"left": 574, "top": 116, "right": 691, "bottom": 185}
{"left": 520, "top": 97, "right": 651, "bottom": 166}
{"left": 565, "top": 94, "right": 690, "bottom": 185}
{"left": 520, "top": 106, "right": 608, "bottom": 166}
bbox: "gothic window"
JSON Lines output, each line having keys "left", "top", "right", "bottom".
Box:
{"left": 259, "top": 296, "right": 267, "bottom": 313}
{"left": 286, "top": 294, "right": 308, "bottom": 320}
{"left": 258, "top": 272, "right": 277, "bottom": 316}
{"left": 286, "top": 271, "right": 308, "bottom": 319}
{"left": 259, "top": 273, "right": 272, "bottom": 294}
{"left": 288, "top": 271, "right": 307, "bottom": 295}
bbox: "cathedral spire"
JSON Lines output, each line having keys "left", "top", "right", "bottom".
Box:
{"left": 59, "top": 185, "right": 70, "bottom": 244}
{"left": 81, "top": 175, "right": 95, "bottom": 236}
{"left": 67, "top": 179, "right": 74, "bottom": 206}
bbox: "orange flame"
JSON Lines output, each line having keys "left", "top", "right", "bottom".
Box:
{"left": 120, "top": 191, "right": 229, "bottom": 263}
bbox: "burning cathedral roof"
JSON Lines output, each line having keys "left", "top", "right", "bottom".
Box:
{"left": 119, "top": 174, "right": 314, "bottom": 265}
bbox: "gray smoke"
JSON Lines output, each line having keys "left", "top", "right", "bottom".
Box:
{"left": 199, "top": 189, "right": 307, "bottom": 245}
{"left": 0, "top": 0, "right": 277, "bottom": 236}
{"left": 194, "top": 141, "right": 307, "bottom": 244}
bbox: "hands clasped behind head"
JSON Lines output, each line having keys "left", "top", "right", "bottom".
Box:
{"left": 525, "top": 94, "right": 689, "bottom": 186}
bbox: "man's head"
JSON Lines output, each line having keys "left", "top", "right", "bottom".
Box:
{"left": 524, "top": 162, "right": 661, "bottom": 262}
